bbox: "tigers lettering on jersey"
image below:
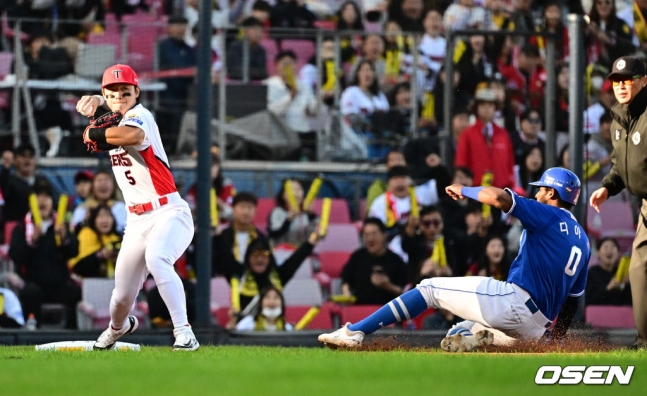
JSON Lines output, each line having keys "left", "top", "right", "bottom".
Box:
{"left": 111, "top": 152, "right": 133, "bottom": 167}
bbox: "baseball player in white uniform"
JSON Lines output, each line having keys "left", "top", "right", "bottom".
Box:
{"left": 76, "top": 64, "right": 199, "bottom": 351}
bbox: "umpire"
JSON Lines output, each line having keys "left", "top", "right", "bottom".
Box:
{"left": 590, "top": 56, "right": 647, "bottom": 349}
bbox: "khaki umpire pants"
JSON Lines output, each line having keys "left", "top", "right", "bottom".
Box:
{"left": 631, "top": 200, "right": 647, "bottom": 345}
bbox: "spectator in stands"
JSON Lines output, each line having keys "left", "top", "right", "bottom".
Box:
{"left": 509, "top": 0, "right": 536, "bottom": 39}
{"left": 590, "top": 112, "right": 614, "bottom": 157}
{"left": 389, "top": 0, "right": 426, "bottom": 33}
{"left": 393, "top": 205, "right": 456, "bottom": 283}
{"left": 212, "top": 192, "right": 268, "bottom": 278}
{"left": 438, "top": 166, "right": 474, "bottom": 238}
{"left": 467, "top": 235, "right": 509, "bottom": 280}
{"left": 552, "top": 62, "right": 571, "bottom": 134}
{"left": 531, "top": 1, "right": 569, "bottom": 62}
{"left": 183, "top": 0, "right": 248, "bottom": 46}
{"left": 418, "top": 9, "right": 445, "bottom": 94}
{"left": 402, "top": 137, "right": 452, "bottom": 186}
{"left": 0, "top": 287, "right": 24, "bottom": 328}
{"left": 515, "top": 145, "right": 545, "bottom": 198}
{"left": 499, "top": 44, "right": 542, "bottom": 114}
{"left": 111, "top": 0, "right": 150, "bottom": 21}
{"left": 585, "top": 80, "right": 616, "bottom": 134}
{"left": 368, "top": 165, "right": 441, "bottom": 236}
{"left": 510, "top": 108, "right": 546, "bottom": 166}
{"left": 454, "top": 201, "right": 492, "bottom": 275}
{"left": 227, "top": 17, "right": 268, "bottom": 81}
{"left": 265, "top": 50, "right": 318, "bottom": 161}
{"left": 586, "top": 0, "right": 635, "bottom": 70}
{"left": 382, "top": 21, "right": 413, "bottom": 91}
{"left": 489, "top": 78, "right": 517, "bottom": 135}
{"left": 158, "top": 16, "right": 197, "bottom": 152}
{"left": 341, "top": 59, "right": 390, "bottom": 159}
{"left": 443, "top": 0, "right": 484, "bottom": 31}
{"left": 270, "top": 0, "right": 317, "bottom": 31}
{"left": 348, "top": 35, "right": 386, "bottom": 85}
{"left": 6, "top": 0, "right": 51, "bottom": 36}
{"left": 455, "top": 88, "right": 516, "bottom": 189}
{"left": 336, "top": 1, "right": 363, "bottom": 63}
{"left": 585, "top": 237, "right": 632, "bottom": 306}
{"left": 341, "top": 218, "right": 408, "bottom": 305}
{"left": 366, "top": 150, "right": 406, "bottom": 215}
{"left": 57, "top": 0, "right": 106, "bottom": 40}
{"left": 185, "top": 148, "right": 235, "bottom": 223}
{"left": 229, "top": 231, "right": 320, "bottom": 325}
{"left": 454, "top": 35, "right": 496, "bottom": 105}
{"left": 69, "top": 170, "right": 93, "bottom": 212}
{"left": 68, "top": 204, "right": 122, "bottom": 278}
{"left": 236, "top": 285, "right": 293, "bottom": 331}
{"left": 1, "top": 144, "right": 52, "bottom": 224}
{"left": 618, "top": 0, "right": 647, "bottom": 53}
{"left": 23, "top": 32, "right": 73, "bottom": 156}
{"left": 557, "top": 143, "right": 570, "bottom": 169}
{"left": 71, "top": 169, "right": 127, "bottom": 233}
{"left": 299, "top": 36, "right": 345, "bottom": 106}
{"left": 386, "top": 82, "right": 431, "bottom": 139}
{"left": 268, "top": 178, "right": 318, "bottom": 247}
{"left": 9, "top": 184, "right": 80, "bottom": 329}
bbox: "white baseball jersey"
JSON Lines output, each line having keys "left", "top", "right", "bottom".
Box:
{"left": 108, "top": 104, "right": 177, "bottom": 206}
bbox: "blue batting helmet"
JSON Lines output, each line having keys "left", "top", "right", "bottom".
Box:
{"left": 529, "top": 167, "right": 581, "bottom": 205}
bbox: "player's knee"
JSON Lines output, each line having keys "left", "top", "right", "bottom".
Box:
{"left": 111, "top": 290, "right": 134, "bottom": 308}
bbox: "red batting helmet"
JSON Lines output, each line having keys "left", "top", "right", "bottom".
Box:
{"left": 102, "top": 64, "right": 139, "bottom": 88}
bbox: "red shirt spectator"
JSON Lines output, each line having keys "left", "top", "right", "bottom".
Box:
{"left": 498, "top": 44, "right": 544, "bottom": 114}
{"left": 455, "top": 89, "right": 516, "bottom": 189}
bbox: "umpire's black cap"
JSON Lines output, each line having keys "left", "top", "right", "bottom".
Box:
{"left": 607, "top": 56, "right": 647, "bottom": 80}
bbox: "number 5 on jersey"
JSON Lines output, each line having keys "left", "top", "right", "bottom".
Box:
{"left": 125, "top": 170, "right": 136, "bottom": 185}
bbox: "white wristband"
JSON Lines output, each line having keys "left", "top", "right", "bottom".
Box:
{"left": 93, "top": 95, "right": 105, "bottom": 106}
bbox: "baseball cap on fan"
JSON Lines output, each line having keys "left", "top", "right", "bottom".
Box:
{"left": 607, "top": 56, "right": 647, "bottom": 80}
{"left": 102, "top": 64, "right": 139, "bottom": 88}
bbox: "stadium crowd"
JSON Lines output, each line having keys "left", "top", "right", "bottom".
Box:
{"left": 0, "top": 0, "right": 643, "bottom": 332}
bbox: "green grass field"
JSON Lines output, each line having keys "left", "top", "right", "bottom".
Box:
{"left": 0, "top": 346, "right": 645, "bottom": 396}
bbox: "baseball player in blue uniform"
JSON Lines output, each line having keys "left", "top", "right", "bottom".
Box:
{"left": 319, "top": 167, "right": 590, "bottom": 351}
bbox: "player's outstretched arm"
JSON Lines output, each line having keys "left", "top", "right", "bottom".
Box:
{"left": 445, "top": 184, "right": 513, "bottom": 212}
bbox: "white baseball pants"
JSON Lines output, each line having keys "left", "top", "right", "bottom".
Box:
{"left": 110, "top": 192, "right": 194, "bottom": 329}
{"left": 416, "top": 276, "right": 551, "bottom": 343}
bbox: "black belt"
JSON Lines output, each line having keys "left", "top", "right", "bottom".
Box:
{"left": 525, "top": 298, "right": 552, "bottom": 328}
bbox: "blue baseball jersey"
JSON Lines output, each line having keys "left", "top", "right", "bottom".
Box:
{"left": 505, "top": 189, "right": 590, "bottom": 320}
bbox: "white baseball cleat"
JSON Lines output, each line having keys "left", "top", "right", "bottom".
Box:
{"left": 318, "top": 323, "right": 365, "bottom": 348}
{"left": 94, "top": 316, "right": 139, "bottom": 350}
{"left": 441, "top": 329, "right": 494, "bottom": 352}
{"left": 173, "top": 326, "right": 200, "bottom": 351}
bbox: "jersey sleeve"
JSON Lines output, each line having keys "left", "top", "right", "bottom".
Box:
{"left": 504, "top": 188, "right": 553, "bottom": 232}
{"left": 120, "top": 106, "right": 152, "bottom": 150}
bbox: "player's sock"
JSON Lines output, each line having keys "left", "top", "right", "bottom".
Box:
{"left": 447, "top": 327, "right": 473, "bottom": 337}
{"left": 348, "top": 289, "right": 428, "bottom": 334}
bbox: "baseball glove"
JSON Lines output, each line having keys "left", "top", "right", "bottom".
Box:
{"left": 83, "top": 111, "right": 123, "bottom": 153}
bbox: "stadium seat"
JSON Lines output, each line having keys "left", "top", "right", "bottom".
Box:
{"left": 339, "top": 305, "right": 381, "bottom": 324}
{"left": 210, "top": 276, "right": 231, "bottom": 312}
{"left": 0, "top": 52, "right": 12, "bottom": 108}
{"left": 280, "top": 39, "right": 315, "bottom": 70}
{"left": 312, "top": 198, "right": 351, "bottom": 224}
{"left": 318, "top": 251, "right": 351, "bottom": 278}
{"left": 253, "top": 197, "right": 275, "bottom": 231}
{"left": 313, "top": 20, "right": 336, "bottom": 30}
{"left": 77, "top": 278, "right": 146, "bottom": 330}
{"left": 587, "top": 201, "right": 635, "bottom": 241}
{"left": 87, "top": 33, "right": 123, "bottom": 61}
{"left": 585, "top": 305, "right": 634, "bottom": 329}
{"left": 314, "top": 224, "right": 360, "bottom": 253}
{"left": 260, "top": 39, "right": 279, "bottom": 77}
{"left": 285, "top": 304, "right": 333, "bottom": 329}
{"left": 359, "top": 199, "right": 367, "bottom": 221}
{"left": 283, "top": 278, "right": 323, "bottom": 306}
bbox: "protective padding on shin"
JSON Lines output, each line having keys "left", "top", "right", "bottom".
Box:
{"left": 348, "top": 289, "right": 428, "bottom": 334}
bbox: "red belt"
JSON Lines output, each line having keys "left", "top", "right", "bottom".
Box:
{"left": 128, "top": 196, "right": 169, "bottom": 215}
